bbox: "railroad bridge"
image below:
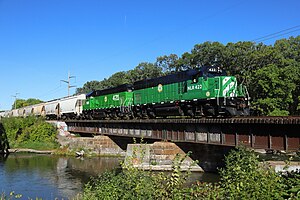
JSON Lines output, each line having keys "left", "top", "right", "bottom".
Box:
{"left": 66, "top": 116, "right": 300, "bottom": 151}
{"left": 65, "top": 117, "right": 300, "bottom": 171}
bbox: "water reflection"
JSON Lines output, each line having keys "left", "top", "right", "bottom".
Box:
{"left": 0, "top": 153, "right": 121, "bottom": 199}
{"left": 0, "top": 154, "right": 219, "bottom": 199}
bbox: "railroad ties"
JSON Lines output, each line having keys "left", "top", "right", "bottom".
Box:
{"left": 65, "top": 116, "right": 300, "bottom": 151}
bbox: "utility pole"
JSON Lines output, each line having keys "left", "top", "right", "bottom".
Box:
{"left": 11, "top": 92, "right": 19, "bottom": 109}
{"left": 61, "top": 71, "right": 76, "bottom": 96}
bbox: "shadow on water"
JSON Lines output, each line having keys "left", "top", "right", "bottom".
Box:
{"left": 0, "top": 153, "right": 8, "bottom": 163}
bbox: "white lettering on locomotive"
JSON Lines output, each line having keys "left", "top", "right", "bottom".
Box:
{"left": 187, "top": 84, "right": 202, "bottom": 91}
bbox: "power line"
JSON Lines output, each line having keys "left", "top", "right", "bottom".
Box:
{"left": 255, "top": 28, "right": 300, "bottom": 43}
{"left": 251, "top": 25, "right": 300, "bottom": 43}
{"left": 36, "top": 85, "right": 64, "bottom": 100}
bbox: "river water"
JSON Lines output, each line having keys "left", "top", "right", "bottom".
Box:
{"left": 0, "top": 153, "right": 218, "bottom": 199}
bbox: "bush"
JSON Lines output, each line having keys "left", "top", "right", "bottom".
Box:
{"left": 219, "top": 146, "right": 283, "bottom": 199}
{"left": 1, "top": 117, "right": 58, "bottom": 150}
{"left": 279, "top": 169, "right": 300, "bottom": 199}
{"left": 82, "top": 152, "right": 194, "bottom": 200}
{"left": 82, "top": 145, "right": 300, "bottom": 200}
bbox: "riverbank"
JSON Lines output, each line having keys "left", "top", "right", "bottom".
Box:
{"left": 8, "top": 148, "right": 54, "bottom": 154}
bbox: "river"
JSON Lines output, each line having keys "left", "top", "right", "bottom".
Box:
{"left": 0, "top": 153, "right": 218, "bottom": 199}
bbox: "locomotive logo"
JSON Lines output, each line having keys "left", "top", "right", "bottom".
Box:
{"left": 158, "top": 84, "right": 163, "bottom": 92}
{"left": 104, "top": 96, "right": 108, "bottom": 102}
{"left": 113, "top": 94, "right": 119, "bottom": 101}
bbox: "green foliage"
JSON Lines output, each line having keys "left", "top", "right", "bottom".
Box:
{"left": 82, "top": 144, "right": 196, "bottom": 200}
{"left": 82, "top": 144, "right": 300, "bottom": 200}
{"left": 151, "top": 153, "right": 195, "bottom": 200}
{"left": 0, "top": 191, "right": 22, "bottom": 200}
{"left": 156, "top": 54, "right": 179, "bottom": 73}
{"left": 0, "top": 122, "right": 9, "bottom": 153}
{"left": 1, "top": 117, "right": 58, "bottom": 150}
{"left": 12, "top": 98, "right": 43, "bottom": 109}
{"left": 187, "top": 182, "right": 221, "bottom": 199}
{"left": 219, "top": 146, "right": 283, "bottom": 199}
{"left": 279, "top": 170, "right": 300, "bottom": 199}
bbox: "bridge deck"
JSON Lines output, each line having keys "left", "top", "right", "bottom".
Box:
{"left": 65, "top": 116, "right": 300, "bottom": 151}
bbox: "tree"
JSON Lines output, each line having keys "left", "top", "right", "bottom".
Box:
{"left": 155, "top": 54, "right": 179, "bottom": 73}
{"left": 106, "top": 71, "right": 130, "bottom": 87}
{"left": 127, "top": 62, "right": 163, "bottom": 83}
{"left": 76, "top": 80, "right": 103, "bottom": 94}
{"left": 190, "top": 41, "right": 226, "bottom": 68}
{"left": 12, "top": 98, "right": 43, "bottom": 109}
{"left": 273, "top": 36, "right": 300, "bottom": 115}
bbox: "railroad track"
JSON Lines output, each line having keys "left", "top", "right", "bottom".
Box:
{"left": 65, "top": 116, "right": 300, "bottom": 125}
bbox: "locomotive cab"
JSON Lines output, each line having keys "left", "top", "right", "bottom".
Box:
{"left": 183, "top": 66, "right": 250, "bottom": 117}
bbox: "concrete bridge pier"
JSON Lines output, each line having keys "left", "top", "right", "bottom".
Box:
{"left": 175, "top": 143, "right": 233, "bottom": 172}
{"left": 125, "top": 141, "right": 204, "bottom": 172}
{"left": 64, "top": 135, "right": 126, "bottom": 156}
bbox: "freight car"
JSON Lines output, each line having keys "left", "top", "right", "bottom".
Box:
{"left": 1, "top": 94, "right": 86, "bottom": 120}
{"left": 82, "top": 66, "right": 250, "bottom": 119}
{"left": 59, "top": 94, "right": 86, "bottom": 119}
{"left": 43, "top": 94, "right": 86, "bottom": 119}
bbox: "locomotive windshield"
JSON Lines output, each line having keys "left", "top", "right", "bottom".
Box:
{"left": 192, "top": 66, "right": 226, "bottom": 83}
{"left": 202, "top": 66, "right": 226, "bottom": 78}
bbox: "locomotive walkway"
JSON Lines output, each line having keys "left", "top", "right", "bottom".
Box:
{"left": 65, "top": 116, "right": 300, "bottom": 152}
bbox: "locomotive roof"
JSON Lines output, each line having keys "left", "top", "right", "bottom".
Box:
{"left": 133, "top": 66, "right": 226, "bottom": 90}
{"left": 133, "top": 69, "right": 199, "bottom": 90}
{"left": 87, "top": 84, "right": 133, "bottom": 97}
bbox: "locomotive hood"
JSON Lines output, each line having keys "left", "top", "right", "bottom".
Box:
{"left": 219, "top": 76, "right": 237, "bottom": 97}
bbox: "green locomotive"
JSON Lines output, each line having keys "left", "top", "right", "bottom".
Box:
{"left": 83, "top": 84, "right": 133, "bottom": 119}
{"left": 82, "top": 66, "right": 250, "bottom": 119}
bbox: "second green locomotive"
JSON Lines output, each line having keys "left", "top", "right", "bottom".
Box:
{"left": 82, "top": 66, "right": 250, "bottom": 119}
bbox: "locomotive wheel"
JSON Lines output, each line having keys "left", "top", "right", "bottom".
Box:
{"left": 237, "top": 107, "right": 250, "bottom": 116}
{"left": 186, "top": 109, "right": 195, "bottom": 117}
{"left": 203, "top": 104, "right": 215, "bottom": 117}
{"left": 147, "top": 110, "right": 156, "bottom": 119}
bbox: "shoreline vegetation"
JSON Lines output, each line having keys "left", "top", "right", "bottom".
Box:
{"left": 80, "top": 146, "right": 300, "bottom": 200}
{"left": 1, "top": 116, "right": 59, "bottom": 151}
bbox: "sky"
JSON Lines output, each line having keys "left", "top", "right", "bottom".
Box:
{"left": 0, "top": 0, "right": 300, "bottom": 110}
